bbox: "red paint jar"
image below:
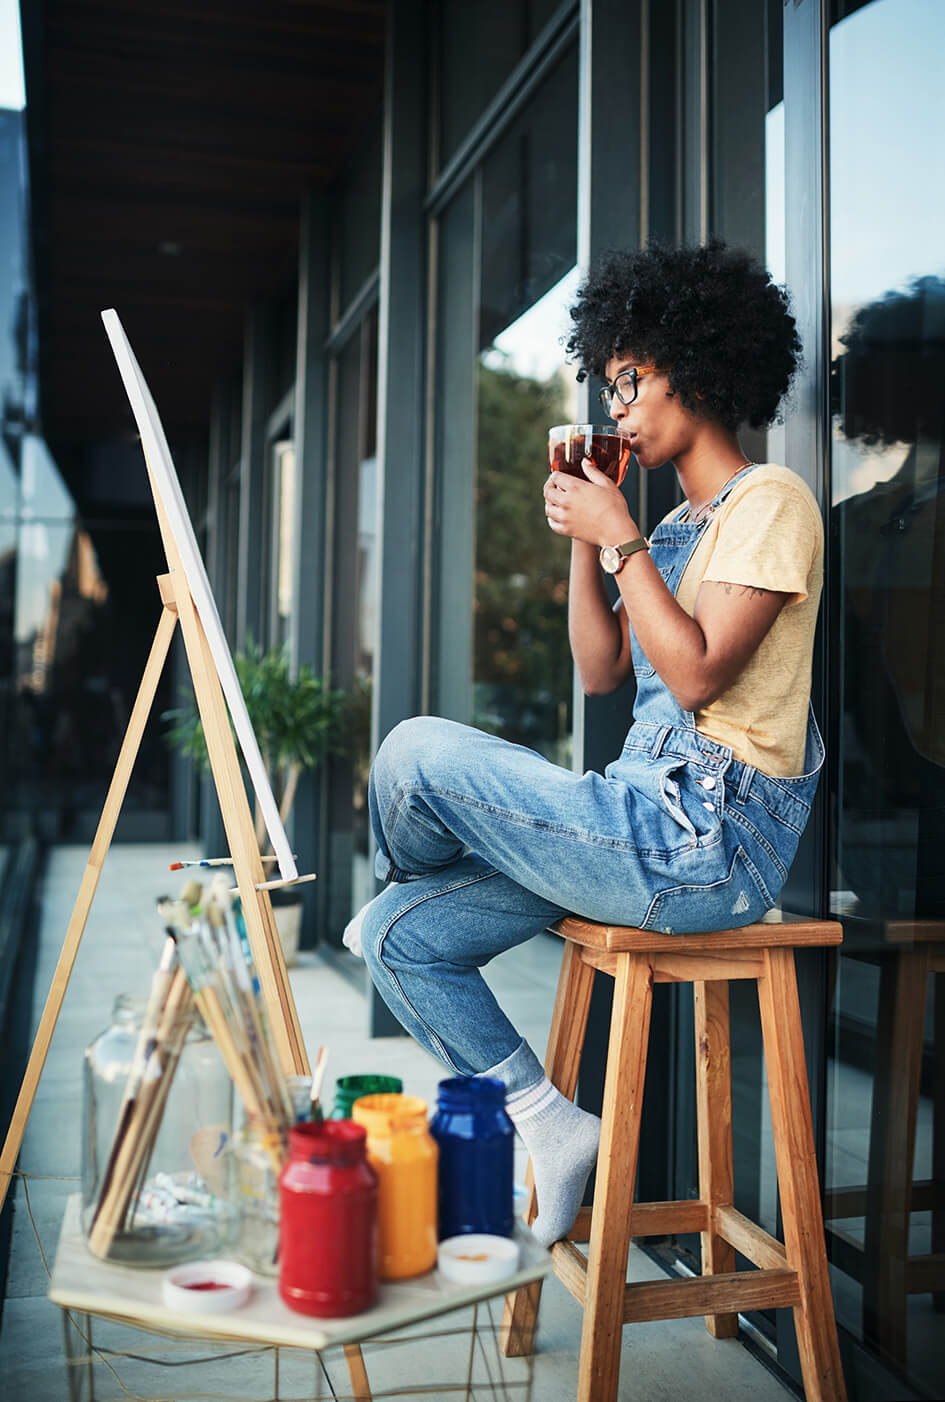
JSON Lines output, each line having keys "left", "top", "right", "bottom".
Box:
{"left": 278, "top": 1120, "right": 378, "bottom": 1317}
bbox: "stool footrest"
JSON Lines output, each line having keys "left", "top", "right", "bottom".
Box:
{"left": 552, "top": 1241, "right": 802, "bottom": 1322}
{"left": 569, "top": 1199, "right": 709, "bottom": 1242}
{"left": 623, "top": 1268, "right": 801, "bottom": 1323}
{"left": 715, "top": 1205, "right": 788, "bottom": 1270}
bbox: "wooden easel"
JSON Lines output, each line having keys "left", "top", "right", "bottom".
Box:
{"left": 0, "top": 467, "right": 310, "bottom": 1220}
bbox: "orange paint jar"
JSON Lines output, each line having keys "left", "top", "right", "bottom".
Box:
{"left": 352, "top": 1094, "right": 438, "bottom": 1280}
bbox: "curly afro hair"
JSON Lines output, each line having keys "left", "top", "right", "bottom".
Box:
{"left": 831, "top": 276, "right": 945, "bottom": 446}
{"left": 566, "top": 240, "right": 801, "bottom": 431}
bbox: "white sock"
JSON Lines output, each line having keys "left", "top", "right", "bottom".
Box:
{"left": 342, "top": 884, "right": 394, "bottom": 958}
{"left": 485, "top": 1042, "right": 601, "bottom": 1249}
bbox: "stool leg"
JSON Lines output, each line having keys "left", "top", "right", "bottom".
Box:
{"left": 694, "top": 978, "right": 738, "bottom": 1338}
{"left": 501, "top": 939, "right": 596, "bottom": 1357}
{"left": 578, "top": 954, "right": 653, "bottom": 1402}
{"left": 863, "top": 948, "right": 928, "bottom": 1364}
{"left": 933, "top": 967, "right": 945, "bottom": 1313}
{"left": 758, "top": 950, "right": 847, "bottom": 1402}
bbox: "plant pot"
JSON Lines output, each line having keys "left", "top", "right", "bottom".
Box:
{"left": 270, "top": 895, "right": 303, "bottom": 968}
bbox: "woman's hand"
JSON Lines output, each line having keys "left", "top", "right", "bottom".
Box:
{"left": 544, "top": 458, "right": 638, "bottom": 546}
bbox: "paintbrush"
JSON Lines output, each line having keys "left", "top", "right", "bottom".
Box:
{"left": 169, "top": 855, "right": 291, "bottom": 871}
{"left": 309, "top": 1045, "right": 329, "bottom": 1118}
{"left": 89, "top": 933, "right": 179, "bottom": 1233}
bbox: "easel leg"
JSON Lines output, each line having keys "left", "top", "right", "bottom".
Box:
{"left": 174, "top": 567, "right": 308, "bottom": 1074}
{"left": 0, "top": 605, "right": 178, "bottom": 1215}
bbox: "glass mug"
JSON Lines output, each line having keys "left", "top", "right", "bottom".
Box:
{"left": 548, "top": 423, "right": 632, "bottom": 486}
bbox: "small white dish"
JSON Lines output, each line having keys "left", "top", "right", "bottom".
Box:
{"left": 162, "top": 1259, "right": 253, "bottom": 1313}
{"left": 437, "top": 1234, "right": 520, "bottom": 1286}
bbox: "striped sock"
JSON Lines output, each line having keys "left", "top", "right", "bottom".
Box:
{"left": 484, "top": 1041, "right": 601, "bottom": 1249}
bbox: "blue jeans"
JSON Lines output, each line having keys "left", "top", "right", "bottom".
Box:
{"left": 360, "top": 465, "right": 822, "bottom": 1078}
{"left": 359, "top": 710, "right": 822, "bottom": 1077}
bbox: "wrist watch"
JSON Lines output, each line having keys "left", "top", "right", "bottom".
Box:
{"left": 599, "top": 537, "right": 649, "bottom": 574}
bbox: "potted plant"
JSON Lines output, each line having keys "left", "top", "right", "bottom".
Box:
{"left": 164, "top": 639, "right": 352, "bottom": 964}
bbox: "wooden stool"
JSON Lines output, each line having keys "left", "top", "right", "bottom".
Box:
{"left": 824, "top": 920, "right": 945, "bottom": 1366}
{"left": 501, "top": 913, "right": 848, "bottom": 1402}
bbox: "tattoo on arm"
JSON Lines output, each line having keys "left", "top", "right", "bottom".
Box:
{"left": 721, "top": 583, "right": 771, "bottom": 599}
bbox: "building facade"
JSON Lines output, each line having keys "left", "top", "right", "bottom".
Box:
{"left": 3, "top": 1, "right": 943, "bottom": 1397}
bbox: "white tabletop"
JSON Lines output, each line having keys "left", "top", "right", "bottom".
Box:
{"left": 49, "top": 1195, "right": 551, "bottom": 1351}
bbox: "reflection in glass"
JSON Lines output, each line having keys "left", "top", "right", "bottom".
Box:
{"left": 325, "top": 308, "right": 378, "bottom": 930}
{"left": 826, "top": 2, "right": 945, "bottom": 1390}
{"left": 832, "top": 278, "right": 945, "bottom": 922}
{"left": 436, "top": 0, "right": 562, "bottom": 169}
{"left": 272, "top": 440, "right": 295, "bottom": 648}
{"left": 474, "top": 273, "right": 578, "bottom": 765}
{"left": 470, "top": 42, "right": 578, "bottom": 767}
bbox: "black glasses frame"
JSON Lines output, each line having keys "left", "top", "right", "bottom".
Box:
{"left": 599, "top": 366, "right": 664, "bottom": 412}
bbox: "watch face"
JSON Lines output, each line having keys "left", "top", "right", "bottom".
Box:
{"left": 599, "top": 545, "right": 621, "bottom": 573}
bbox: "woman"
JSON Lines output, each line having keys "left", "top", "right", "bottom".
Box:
{"left": 346, "top": 240, "right": 824, "bottom": 1247}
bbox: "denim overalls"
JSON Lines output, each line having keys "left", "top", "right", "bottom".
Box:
{"left": 604, "top": 464, "right": 824, "bottom": 932}
{"left": 359, "top": 466, "right": 825, "bottom": 1075}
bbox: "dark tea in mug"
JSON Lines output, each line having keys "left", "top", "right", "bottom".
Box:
{"left": 548, "top": 425, "right": 631, "bottom": 486}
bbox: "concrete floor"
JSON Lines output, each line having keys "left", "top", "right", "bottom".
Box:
{"left": 0, "top": 843, "right": 796, "bottom": 1402}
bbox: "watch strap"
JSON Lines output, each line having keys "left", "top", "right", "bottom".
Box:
{"left": 614, "top": 537, "right": 649, "bottom": 559}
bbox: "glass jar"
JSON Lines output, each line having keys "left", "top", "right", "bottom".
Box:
{"left": 430, "top": 1076, "right": 515, "bottom": 1239}
{"left": 81, "top": 994, "right": 234, "bottom": 1266}
{"left": 330, "top": 1074, "right": 403, "bottom": 1120}
{"left": 286, "top": 1074, "right": 323, "bottom": 1123}
{"left": 228, "top": 1115, "right": 286, "bottom": 1275}
{"left": 279, "top": 1121, "right": 378, "bottom": 1317}
{"left": 351, "top": 1093, "right": 437, "bottom": 1280}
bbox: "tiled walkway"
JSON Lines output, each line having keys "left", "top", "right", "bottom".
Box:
{"left": 0, "top": 844, "right": 794, "bottom": 1401}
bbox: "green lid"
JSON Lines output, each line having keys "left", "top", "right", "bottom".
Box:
{"left": 330, "top": 1073, "right": 403, "bottom": 1119}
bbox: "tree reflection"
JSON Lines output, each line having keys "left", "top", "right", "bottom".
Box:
{"left": 473, "top": 359, "right": 572, "bottom": 762}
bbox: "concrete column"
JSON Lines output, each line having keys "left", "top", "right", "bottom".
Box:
{"left": 368, "top": 0, "right": 428, "bottom": 1032}
{"left": 290, "top": 191, "right": 332, "bottom": 948}
{"left": 236, "top": 305, "right": 271, "bottom": 649}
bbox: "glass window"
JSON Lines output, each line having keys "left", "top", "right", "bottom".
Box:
{"left": 825, "top": 1, "right": 945, "bottom": 1391}
{"left": 475, "top": 271, "right": 578, "bottom": 764}
{"left": 270, "top": 286, "right": 298, "bottom": 410}
{"left": 339, "top": 123, "right": 382, "bottom": 311}
{"left": 2, "top": 434, "right": 169, "bottom": 837}
{"left": 434, "top": 40, "right": 578, "bottom": 764}
{"left": 436, "top": 0, "right": 564, "bottom": 169}
{"left": 326, "top": 308, "right": 379, "bottom": 933}
{"left": 271, "top": 439, "right": 296, "bottom": 651}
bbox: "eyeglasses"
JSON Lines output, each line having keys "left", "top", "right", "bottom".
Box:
{"left": 599, "top": 366, "right": 665, "bottom": 413}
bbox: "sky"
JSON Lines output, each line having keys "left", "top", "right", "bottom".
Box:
{"left": 0, "top": 0, "right": 24, "bottom": 109}
{"left": 830, "top": 0, "right": 945, "bottom": 307}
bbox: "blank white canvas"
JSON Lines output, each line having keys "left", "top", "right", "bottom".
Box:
{"left": 101, "top": 308, "right": 298, "bottom": 882}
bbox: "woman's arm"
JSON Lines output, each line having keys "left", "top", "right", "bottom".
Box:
{"left": 566, "top": 540, "right": 634, "bottom": 694}
{"left": 544, "top": 461, "right": 788, "bottom": 708}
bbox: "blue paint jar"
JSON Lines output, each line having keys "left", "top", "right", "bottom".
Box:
{"left": 429, "top": 1076, "right": 515, "bottom": 1239}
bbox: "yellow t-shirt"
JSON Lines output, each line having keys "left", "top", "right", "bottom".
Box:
{"left": 668, "top": 463, "right": 824, "bottom": 777}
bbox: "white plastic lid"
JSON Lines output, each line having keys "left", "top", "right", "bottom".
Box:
{"left": 437, "top": 1234, "right": 520, "bottom": 1286}
{"left": 162, "top": 1259, "right": 253, "bottom": 1313}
